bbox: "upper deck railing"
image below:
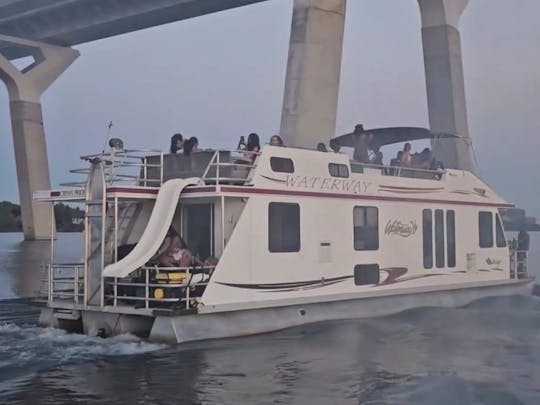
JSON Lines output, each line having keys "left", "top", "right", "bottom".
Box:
{"left": 350, "top": 161, "right": 445, "bottom": 180}
{"left": 61, "top": 148, "right": 164, "bottom": 187}
{"left": 62, "top": 147, "right": 258, "bottom": 189}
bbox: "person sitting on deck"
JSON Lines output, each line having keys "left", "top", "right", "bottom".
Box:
{"left": 183, "top": 137, "right": 199, "bottom": 156}
{"left": 373, "top": 150, "right": 383, "bottom": 165}
{"left": 317, "top": 142, "right": 328, "bottom": 152}
{"left": 158, "top": 234, "right": 193, "bottom": 268}
{"left": 414, "top": 147, "right": 432, "bottom": 169}
{"left": 269, "top": 135, "right": 284, "bottom": 147}
{"left": 400, "top": 142, "right": 413, "bottom": 166}
{"left": 170, "top": 133, "right": 184, "bottom": 154}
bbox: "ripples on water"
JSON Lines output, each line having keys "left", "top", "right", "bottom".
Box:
{"left": 0, "top": 233, "right": 539, "bottom": 404}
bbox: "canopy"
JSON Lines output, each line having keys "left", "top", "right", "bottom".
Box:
{"left": 329, "top": 127, "right": 459, "bottom": 151}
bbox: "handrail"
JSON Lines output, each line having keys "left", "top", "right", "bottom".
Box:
{"left": 201, "top": 149, "right": 258, "bottom": 185}
{"left": 105, "top": 264, "right": 216, "bottom": 310}
{"left": 509, "top": 249, "right": 529, "bottom": 279}
{"left": 351, "top": 160, "right": 445, "bottom": 180}
{"left": 47, "top": 263, "right": 85, "bottom": 305}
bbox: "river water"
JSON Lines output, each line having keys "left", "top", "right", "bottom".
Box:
{"left": 0, "top": 233, "right": 539, "bottom": 404}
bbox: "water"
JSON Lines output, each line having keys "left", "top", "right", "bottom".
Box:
{"left": 0, "top": 233, "right": 539, "bottom": 404}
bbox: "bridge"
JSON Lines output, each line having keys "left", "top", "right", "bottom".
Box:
{"left": 0, "top": 0, "right": 472, "bottom": 239}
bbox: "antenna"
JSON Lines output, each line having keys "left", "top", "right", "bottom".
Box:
{"left": 101, "top": 121, "right": 114, "bottom": 155}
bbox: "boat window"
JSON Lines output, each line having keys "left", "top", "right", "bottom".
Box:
{"left": 270, "top": 157, "right": 294, "bottom": 173}
{"left": 479, "top": 211, "right": 494, "bottom": 248}
{"left": 495, "top": 214, "right": 507, "bottom": 248}
{"left": 353, "top": 207, "right": 379, "bottom": 250}
{"left": 328, "top": 163, "right": 349, "bottom": 178}
{"left": 435, "top": 209, "right": 445, "bottom": 268}
{"left": 423, "top": 209, "right": 433, "bottom": 269}
{"left": 354, "top": 264, "right": 380, "bottom": 285}
{"left": 446, "top": 210, "right": 456, "bottom": 268}
{"left": 268, "top": 202, "right": 300, "bottom": 252}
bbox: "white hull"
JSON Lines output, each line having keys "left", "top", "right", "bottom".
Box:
{"left": 39, "top": 278, "right": 534, "bottom": 344}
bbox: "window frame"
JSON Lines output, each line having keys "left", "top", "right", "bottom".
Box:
{"left": 434, "top": 209, "right": 445, "bottom": 268}
{"left": 446, "top": 210, "right": 456, "bottom": 268}
{"left": 328, "top": 163, "right": 349, "bottom": 178}
{"left": 268, "top": 202, "right": 301, "bottom": 253}
{"left": 353, "top": 206, "right": 379, "bottom": 251}
{"left": 423, "top": 209, "right": 433, "bottom": 269}
{"left": 495, "top": 214, "right": 507, "bottom": 248}
{"left": 479, "top": 211, "right": 494, "bottom": 248}
{"left": 270, "top": 157, "right": 294, "bottom": 174}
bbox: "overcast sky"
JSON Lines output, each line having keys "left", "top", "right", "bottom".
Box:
{"left": 0, "top": 0, "right": 539, "bottom": 217}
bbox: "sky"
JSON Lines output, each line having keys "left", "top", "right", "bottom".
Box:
{"left": 0, "top": 0, "right": 539, "bottom": 218}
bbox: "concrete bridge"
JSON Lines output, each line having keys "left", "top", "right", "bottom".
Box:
{"left": 0, "top": 0, "right": 472, "bottom": 239}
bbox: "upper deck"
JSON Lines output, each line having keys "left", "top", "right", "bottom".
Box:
{"left": 34, "top": 144, "right": 511, "bottom": 209}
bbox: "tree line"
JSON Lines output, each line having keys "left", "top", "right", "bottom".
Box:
{"left": 0, "top": 201, "right": 84, "bottom": 232}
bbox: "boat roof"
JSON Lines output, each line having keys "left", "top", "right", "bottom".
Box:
{"left": 329, "top": 126, "right": 459, "bottom": 151}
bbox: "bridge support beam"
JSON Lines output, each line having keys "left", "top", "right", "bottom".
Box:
{"left": 418, "top": 0, "right": 473, "bottom": 171}
{"left": 280, "top": 0, "right": 346, "bottom": 149}
{"left": 0, "top": 35, "right": 79, "bottom": 240}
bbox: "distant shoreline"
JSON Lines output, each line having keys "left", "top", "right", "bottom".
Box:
{"left": 0, "top": 201, "right": 84, "bottom": 233}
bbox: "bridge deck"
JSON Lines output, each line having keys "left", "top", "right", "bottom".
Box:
{"left": 0, "top": 0, "right": 268, "bottom": 59}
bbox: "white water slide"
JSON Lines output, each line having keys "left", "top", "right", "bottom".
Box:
{"left": 102, "top": 177, "right": 202, "bottom": 279}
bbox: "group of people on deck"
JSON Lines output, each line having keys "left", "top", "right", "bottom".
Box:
{"left": 388, "top": 144, "right": 443, "bottom": 171}
{"left": 352, "top": 125, "right": 444, "bottom": 171}
{"left": 168, "top": 132, "right": 285, "bottom": 164}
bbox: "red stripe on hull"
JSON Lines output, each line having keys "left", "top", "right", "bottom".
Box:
{"left": 105, "top": 185, "right": 512, "bottom": 208}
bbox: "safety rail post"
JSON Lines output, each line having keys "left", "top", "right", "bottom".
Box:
{"left": 74, "top": 265, "right": 79, "bottom": 304}
{"left": 114, "top": 197, "right": 118, "bottom": 262}
{"left": 143, "top": 156, "right": 148, "bottom": 187}
{"left": 510, "top": 249, "right": 516, "bottom": 279}
{"left": 201, "top": 150, "right": 218, "bottom": 182}
{"left": 216, "top": 151, "right": 221, "bottom": 185}
{"left": 48, "top": 264, "right": 53, "bottom": 304}
{"left": 160, "top": 152, "right": 164, "bottom": 186}
{"left": 185, "top": 268, "right": 191, "bottom": 309}
{"left": 113, "top": 277, "right": 118, "bottom": 307}
{"left": 145, "top": 269, "right": 150, "bottom": 309}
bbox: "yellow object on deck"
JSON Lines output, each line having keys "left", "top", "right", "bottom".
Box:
{"left": 155, "top": 271, "right": 188, "bottom": 283}
{"left": 154, "top": 288, "right": 165, "bottom": 299}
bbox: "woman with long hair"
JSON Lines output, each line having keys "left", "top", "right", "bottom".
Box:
{"left": 170, "top": 133, "right": 183, "bottom": 154}
{"left": 183, "top": 137, "right": 199, "bottom": 156}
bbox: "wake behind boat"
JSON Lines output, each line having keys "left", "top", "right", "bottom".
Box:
{"left": 35, "top": 127, "right": 534, "bottom": 343}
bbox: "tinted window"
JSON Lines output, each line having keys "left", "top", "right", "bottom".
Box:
{"left": 268, "top": 203, "right": 300, "bottom": 252}
{"left": 354, "top": 264, "right": 380, "bottom": 285}
{"left": 270, "top": 157, "right": 294, "bottom": 173}
{"left": 435, "top": 209, "right": 445, "bottom": 268}
{"left": 329, "top": 163, "right": 349, "bottom": 178}
{"left": 479, "top": 212, "right": 494, "bottom": 248}
{"left": 495, "top": 214, "right": 507, "bottom": 248}
{"left": 423, "top": 209, "right": 433, "bottom": 269}
{"left": 446, "top": 210, "right": 456, "bottom": 268}
{"left": 353, "top": 207, "right": 379, "bottom": 250}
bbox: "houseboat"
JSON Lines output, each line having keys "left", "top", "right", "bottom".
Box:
{"left": 35, "top": 127, "right": 534, "bottom": 343}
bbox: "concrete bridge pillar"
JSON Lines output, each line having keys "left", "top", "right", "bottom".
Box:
{"left": 280, "top": 0, "right": 346, "bottom": 149}
{"left": 0, "top": 35, "right": 79, "bottom": 240}
{"left": 418, "top": 0, "right": 474, "bottom": 171}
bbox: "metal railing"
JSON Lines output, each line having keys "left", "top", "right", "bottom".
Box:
{"left": 104, "top": 264, "right": 216, "bottom": 310}
{"left": 350, "top": 161, "right": 445, "bottom": 180}
{"left": 201, "top": 149, "right": 258, "bottom": 185}
{"left": 510, "top": 249, "right": 529, "bottom": 279}
{"left": 61, "top": 148, "right": 164, "bottom": 187}
{"left": 47, "top": 263, "right": 85, "bottom": 305}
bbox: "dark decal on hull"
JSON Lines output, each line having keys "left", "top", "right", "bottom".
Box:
{"left": 216, "top": 268, "right": 449, "bottom": 292}
{"left": 215, "top": 275, "right": 354, "bottom": 292}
